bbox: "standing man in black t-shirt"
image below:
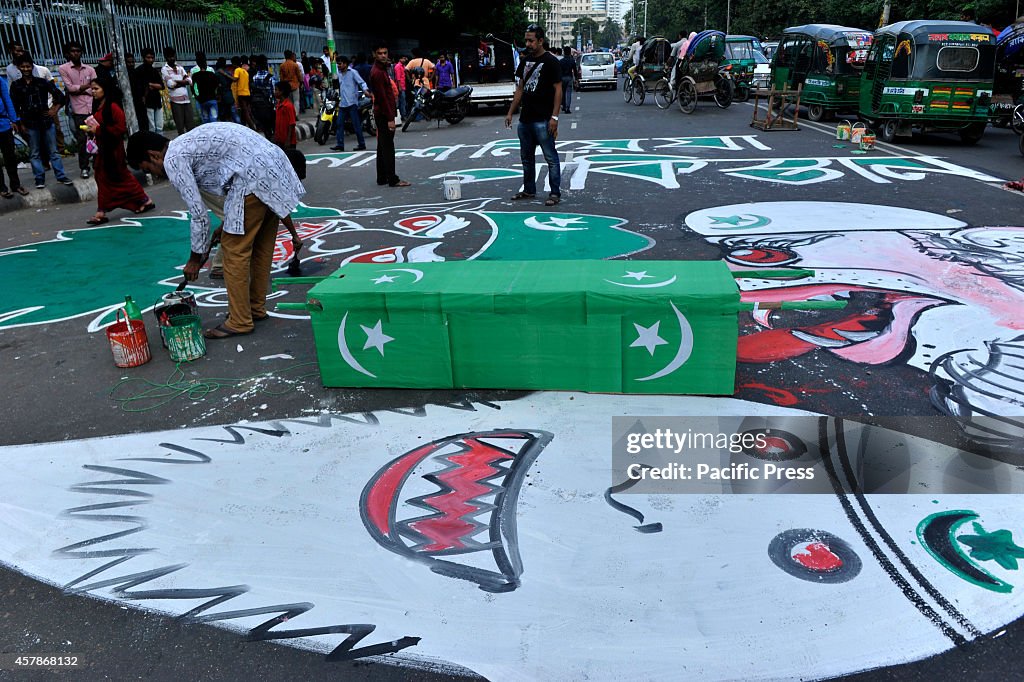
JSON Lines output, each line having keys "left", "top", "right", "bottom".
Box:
{"left": 505, "top": 24, "right": 563, "bottom": 206}
{"left": 558, "top": 47, "right": 579, "bottom": 113}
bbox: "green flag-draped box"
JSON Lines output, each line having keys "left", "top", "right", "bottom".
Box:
{"left": 303, "top": 260, "right": 740, "bottom": 394}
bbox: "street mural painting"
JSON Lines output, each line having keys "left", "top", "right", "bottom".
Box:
{"left": 429, "top": 156, "right": 1001, "bottom": 192}
{"left": 684, "top": 201, "right": 1024, "bottom": 450}
{"left": 1, "top": 394, "right": 1024, "bottom": 679}
{"left": 0, "top": 199, "right": 651, "bottom": 331}
{"left": 306, "top": 136, "right": 1002, "bottom": 190}
{"left": 306, "top": 136, "right": 773, "bottom": 168}
{"left": 768, "top": 529, "right": 863, "bottom": 584}
{"left": 918, "top": 510, "right": 1024, "bottom": 594}
{"left": 360, "top": 429, "right": 552, "bottom": 593}
{"left": 0, "top": 203, "right": 341, "bottom": 332}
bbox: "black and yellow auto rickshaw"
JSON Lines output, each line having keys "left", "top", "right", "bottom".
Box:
{"left": 992, "top": 21, "right": 1024, "bottom": 131}
{"left": 769, "top": 24, "right": 873, "bottom": 121}
{"left": 859, "top": 21, "right": 996, "bottom": 143}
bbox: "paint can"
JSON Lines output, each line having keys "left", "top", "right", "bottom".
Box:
{"left": 160, "top": 290, "right": 199, "bottom": 316}
{"left": 106, "top": 308, "right": 152, "bottom": 368}
{"left": 153, "top": 301, "right": 193, "bottom": 349}
{"left": 859, "top": 131, "right": 876, "bottom": 151}
{"left": 836, "top": 120, "right": 852, "bottom": 140}
{"left": 851, "top": 122, "right": 866, "bottom": 144}
{"left": 442, "top": 174, "right": 462, "bottom": 201}
{"left": 163, "top": 314, "right": 206, "bottom": 362}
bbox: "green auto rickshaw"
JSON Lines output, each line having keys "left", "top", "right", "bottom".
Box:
{"left": 725, "top": 35, "right": 770, "bottom": 102}
{"left": 859, "top": 20, "right": 996, "bottom": 143}
{"left": 769, "top": 24, "right": 873, "bottom": 121}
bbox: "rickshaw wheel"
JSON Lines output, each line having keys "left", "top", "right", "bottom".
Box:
{"left": 677, "top": 80, "right": 697, "bottom": 114}
{"left": 1011, "top": 105, "right": 1024, "bottom": 135}
{"left": 958, "top": 122, "right": 986, "bottom": 145}
{"left": 622, "top": 76, "right": 634, "bottom": 103}
{"left": 632, "top": 78, "right": 646, "bottom": 106}
{"left": 807, "top": 104, "right": 826, "bottom": 122}
{"left": 713, "top": 76, "right": 733, "bottom": 108}
{"left": 654, "top": 79, "right": 673, "bottom": 109}
{"left": 879, "top": 119, "right": 898, "bottom": 143}
{"left": 735, "top": 82, "right": 750, "bottom": 103}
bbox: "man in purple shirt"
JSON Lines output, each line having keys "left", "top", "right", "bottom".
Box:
{"left": 57, "top": 41, "right": 97, "bottom": 179}
{"left": 434, "top": 52, "right": 455, "bottom": 92}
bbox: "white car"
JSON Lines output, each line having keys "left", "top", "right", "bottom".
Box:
{"left": 577, "top": 52, "right": 617, "bottom": 90}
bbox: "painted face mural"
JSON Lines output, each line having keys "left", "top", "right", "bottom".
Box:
{"left": 0, "top": 200, "right": 650, "bottom": 331}
{"left": 684, "top": 202, "right": 1024, "bottom": 450}
{"left": 1, "top": 395, "right": 1022, "bottom": 680}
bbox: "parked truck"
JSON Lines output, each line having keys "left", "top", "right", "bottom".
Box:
{"left": 453, "top": 34, "right": 519, "bottom": 111}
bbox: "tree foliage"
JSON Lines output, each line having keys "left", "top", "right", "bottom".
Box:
{"left": 621, "top": 0, "right": 1019, "bottom": 42}
{"left": 600, "top": 19, "right": 623, "bottom": 47}
{"left": 138, "top": 0, "right": 313, "bottom": 28}
{"left": 572, "top": 16, "right": 601, "bottom": 44}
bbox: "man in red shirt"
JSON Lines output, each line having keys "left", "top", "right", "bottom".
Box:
{"left": 273, "top": 81, "right": 297, "bottom": 149}
{"left": 369, "top": 43, "right": 410, "bottom": 187}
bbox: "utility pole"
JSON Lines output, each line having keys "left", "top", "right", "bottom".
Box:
{"left": 643, "top": 0, "right": 647, "bottom": 38}
{"left": 880, "top": 0, "right": 891, "bottom": 27}
{"left": 324, "top": 0, "right": 336, "bottom": 76}
{"left": 726, "top": 0, "right": 731, "bottom": 35}
{"left": 101, "top": 0, "right": 138, "bottom": 134}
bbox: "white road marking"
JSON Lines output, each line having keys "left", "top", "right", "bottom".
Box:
{"left": 571, "top": 122, "right": 578, "bottom": 129}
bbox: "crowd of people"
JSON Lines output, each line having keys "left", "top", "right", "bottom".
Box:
{"left": 0, "top": 31, "right": 568, "bottom": 343}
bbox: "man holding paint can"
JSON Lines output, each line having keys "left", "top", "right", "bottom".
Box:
{"left": 125, "top": 124, "right": 305, "bottom": 339}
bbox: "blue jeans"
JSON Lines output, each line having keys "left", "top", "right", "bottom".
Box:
{"left": 561, "top": 76, "right": 574, "bottom": 112}
{"left": 518, "top": 120, "right": 561, "bottom": 196}
{"left": 26, "top": 126, "right": 68, "bottom": 184}
{"left": 199, "top": 100, "right": 218, "bottom": 124}
{"left": 335, "top": 104, "right": 365, "bottom": 148}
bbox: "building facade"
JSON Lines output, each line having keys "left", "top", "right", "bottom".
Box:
{"left": 525, "top": 0, "right": 609, "bottom": 49}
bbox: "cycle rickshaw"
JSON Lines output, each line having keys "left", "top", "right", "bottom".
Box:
{"left": 659, "top": 30, "right": 733, "bottom": 113}
{"left": 623, "top": 37, "right": 673, "bottom": 105}
{"left": 992, "top": 21, "right": 1024, "bottom": 132}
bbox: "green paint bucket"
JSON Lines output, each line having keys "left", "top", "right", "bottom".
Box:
{"left": 164, "top": 314, "right": 206, "bottom": 362}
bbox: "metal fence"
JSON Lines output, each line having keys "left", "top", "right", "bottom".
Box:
{"left": 0, "top": 0, "right": 420, "bottom": 69}
{"left": 0, "top": 0, "right": 335, "bottom": 69}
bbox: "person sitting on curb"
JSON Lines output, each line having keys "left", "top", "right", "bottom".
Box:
{"left": 126, "top": 124, "right": 305, "bottom": 340}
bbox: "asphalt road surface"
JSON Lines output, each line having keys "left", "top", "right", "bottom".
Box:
{"left": 1, "top": 84, "right": 1023, "bottom": 680}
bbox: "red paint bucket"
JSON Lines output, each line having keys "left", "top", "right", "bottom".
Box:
{"left": 107, "top": 308, "right": 152, "bottom": 368}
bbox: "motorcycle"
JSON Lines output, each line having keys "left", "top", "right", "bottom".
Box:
{"left": 344, "top": 92, "right": 377, "bottom": 137}
{"left": 401, "top": 72, "right": 473, "bottom": 132}
{"left": 314, "top": 89, "right": 377, "bottom": 145}
{"left": 313, "top": 86, "right": 339, "bottom": 145}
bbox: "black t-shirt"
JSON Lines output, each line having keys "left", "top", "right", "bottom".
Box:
{"left": 515, "top": 51, "right": 560, "bottom": 123}
{"left": 134, "top": 64, "right": 163, "bottom": 109}
{"left": 192, "top": 69, "right": 219, "bottom": 102}
{"left": 559, "top": 54, "right": 576, "bottom": 78}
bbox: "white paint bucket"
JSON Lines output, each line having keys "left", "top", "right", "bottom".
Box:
{"left": 851, "top": 122, "right": 866, "bottom": 144}
{"left": 442, "top": 174, "right": 462, "bottom": 201}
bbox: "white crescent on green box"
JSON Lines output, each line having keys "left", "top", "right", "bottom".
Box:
{"left": 304, "top": 261, "right": 741, "bottom": 394}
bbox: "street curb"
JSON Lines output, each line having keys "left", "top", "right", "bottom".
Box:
{"left": 0, "top": 120, "right": 319, "bottom": 217}
{"left": 0, "top": 169, "right": 158, "bottom": 216}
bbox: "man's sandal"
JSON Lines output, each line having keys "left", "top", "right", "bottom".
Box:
{"left": 203, "top": 323, "right": 254, "bottom": 339}
{"left": 544, "top": 194, "right": 561, "bottom": 206}
{"left": 511, "top": 191, "right": 536, "bottom": 200}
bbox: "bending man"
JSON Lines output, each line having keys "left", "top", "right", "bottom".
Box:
{"left": 126, "top": 124, "right": 305, "bottom": 339}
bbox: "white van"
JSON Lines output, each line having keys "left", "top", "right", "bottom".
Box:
{"left": 578, "top": 52, "right": 617, "bottom": 90}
